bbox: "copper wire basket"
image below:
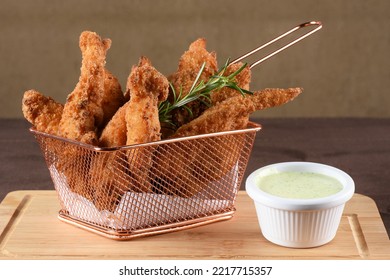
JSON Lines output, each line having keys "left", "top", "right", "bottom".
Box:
{"left": 30, "top": 122, "right": 261, "bottom": 240}
{"left": 28, "top": 21, "right": 322, "bottom": 240}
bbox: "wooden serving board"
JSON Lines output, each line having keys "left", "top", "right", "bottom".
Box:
{"left": 0, "top": 190, "right": 389, "bottom": 259}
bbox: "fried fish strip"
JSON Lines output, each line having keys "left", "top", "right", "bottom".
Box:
{"left": 22, "top": 89, "right": 63, "bottom": 135}
{"left": 58, "top": 31, "right": 111, "bottom": 145}
{"left": 57, "top": 31, "right": 126, "bottom": 204}
{"left": 167, "top": 38, "right": 218, "bottom": 129}
{"left": 173, "top": 87, "right": 303, "bottom": 137}
{"left": 98, "top": 57, "right": 166, "bottom": 148}
{"left": 153, "top": 94, "right": 255, "bottom": 197}
{"left": 98, "top": 102, "right": 129, "bottom": 147}
{"left": 155, "top": 88, "right": 303, "bottom": 197}
{"left": 126, "top": 56, "right": 169, "bottom": 145}
{"left": 90, "top": 57, "right": 170, "bottom": 210}
{"left": 22, "top": 70, "right": 123, "bottom": 139}
{"left": 125, "top": 57, "right": 169, "bottom": 192}
{"left": 91, "top": 101, "right": 131, "bottom": 211}
{"left": 89, "top": 102, "right": 129, "bottom": 211}
{"left": 89, "top": 149, "right": 132, "bottom": 211}
{"left": 211, "top": 62, "right": 251, "bottom": 105}
{"left": 100, "top": 69, "right": 126, "bottom": 130}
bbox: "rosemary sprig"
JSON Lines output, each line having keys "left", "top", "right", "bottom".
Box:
{"left": 158, "top": 59, "right": 252, "bottom": 127}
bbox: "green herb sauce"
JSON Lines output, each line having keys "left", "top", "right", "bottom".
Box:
{"left": 256, "top": 171, "right": 343, "bottom": 199}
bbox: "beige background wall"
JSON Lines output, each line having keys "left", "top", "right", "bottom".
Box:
{"left": 1, "top": 0, "right": 389, "bottom": 118}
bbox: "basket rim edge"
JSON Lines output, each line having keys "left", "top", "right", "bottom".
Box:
{"left": 29, "top": 121, "right": 262, "bottom": 151}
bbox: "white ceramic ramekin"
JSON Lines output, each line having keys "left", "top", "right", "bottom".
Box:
{"left": 245, "top": 162, "right": 355, "bottom": 248}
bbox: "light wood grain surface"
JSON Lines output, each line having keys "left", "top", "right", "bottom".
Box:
{"left": 0, "top": 190, "right": 389, "bottom": 260}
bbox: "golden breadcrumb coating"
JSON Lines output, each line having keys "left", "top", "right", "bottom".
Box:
{"left": 125, "top": 57, "right": 169, "bottom": 192}
{"left": 168, "top": 38, "right": 218, "bottom": 128}
{"left": 173, "top": 87, "right": 303, "bottom": 137}
{"left": 90, "top": 57, "right": 170, "bottom": 210}
{"left": 98, "top": 102, "right": 129, "bottom": 147}
{"left": 22, "top": 89, "right": 63, "bottom": 135}
{"left": 153, "top": 87, "right": 303, "bottom": 197}
{"left": 125, "top": 56, "right": 169, "bottom": 145}
{"left": 211, "top": 62, "right": 251, "bottom": 105}
{"left": 100, "top": 69, "right": 126, "bottom": 129}
{"left": 58, "top": 31, "right": 112, "bottom": 145}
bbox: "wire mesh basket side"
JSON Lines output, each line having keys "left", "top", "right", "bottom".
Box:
{"left": 32, "top": 125, "right": 259, "bottom": 235}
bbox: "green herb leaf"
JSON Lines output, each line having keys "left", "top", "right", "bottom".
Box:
{"left": 158, "top": 58, "right": 252, "bottom": 128}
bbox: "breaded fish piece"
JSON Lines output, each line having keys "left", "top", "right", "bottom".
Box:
{"left": 173, "top": 87, "right": 303, "bottom": 137}
{"left": 125, "top": 57, "right": 169, "bottom": 192}
{"left": 90, "top": 57, "right": 170, "bottom": 211}
{"left": 65, "top": 68, "right": 125, "bottom": 144}
{"left": 89, "top": 102, "right": 130, "bottom": 211}
{"left": 211, "top": 62, "right": 251, "bottom": 105}
{"left": 101, "top": 69, "right": 126, "bottom": 130}
{"left": 154, "top": 88, "right": 303, "bottom": 197}
{"left": 32, "top": 66, "right": 124, "bottom": 208}
{"left": 126, "top": 57, "right": 169, "bottom": 145}
{"left": 168, "top": 38, "right": 218, "bottom": 129}
{"left": 22, "top": 89, "right": 63, "bottom": 135}
{"left": 152, "top": 94, "right": 255, "bottom": 197}
{"left": 56, "top": 31, "right": 124, "bottom": 204}
{"left": 88, "top": 149, "right": 132, "bottom": 211}
{"left": 58, "top": 31, "right": 111, "bottom": 145}
{"left": 98, "top": 102, "right": 129, "bottom": 147}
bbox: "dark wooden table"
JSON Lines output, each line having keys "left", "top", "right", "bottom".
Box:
{"left": 1, "top": 118, "right": 389, "bottom": 237}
